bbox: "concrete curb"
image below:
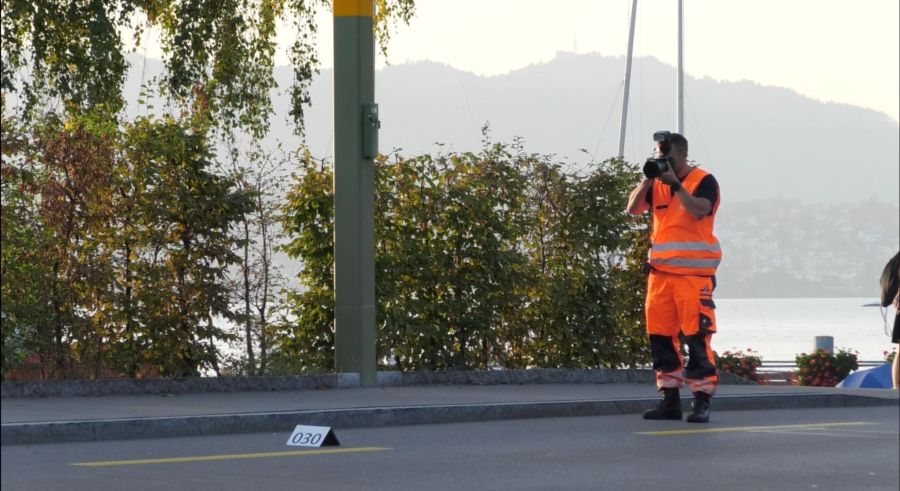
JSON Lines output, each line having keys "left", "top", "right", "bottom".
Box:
{"left": 2, "top": 392, "right": 895, "bottom": 446}
{"left": 0, "top": 373, "right": 363, "bottom": 398}
{"left": 1, "top": 369, "right": 756, "bottom": 398}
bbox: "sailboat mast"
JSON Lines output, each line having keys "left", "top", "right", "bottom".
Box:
{"left": 617, "top": 0, "right": 638, "bottom": 159}
{"left": 677, "top": 0, "right": 684, "bottom": 134}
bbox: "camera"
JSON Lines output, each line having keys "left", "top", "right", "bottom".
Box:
{"left": 643, "top": 156, "right": 673, "bottom": 179}
{"left": 643, "top": 130, "right": 675, "bottom": 179}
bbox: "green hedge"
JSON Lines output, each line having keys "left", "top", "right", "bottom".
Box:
{"left": 273, "top": 142, "right": 650, "bottom": 372}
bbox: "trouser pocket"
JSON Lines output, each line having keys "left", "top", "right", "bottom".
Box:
{"left": 699, "top": 297, "right": 716, "bottom": 335}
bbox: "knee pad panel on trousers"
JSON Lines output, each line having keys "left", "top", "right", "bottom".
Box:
{"left": 649, "top": 334, "right": 682, "bottom": 373}
{"left": 684, "top": 334, "right": 716, "bottom": 380}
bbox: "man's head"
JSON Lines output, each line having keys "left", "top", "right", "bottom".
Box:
{"left": 656, "top": 133, "right": 689, "bottom": 173}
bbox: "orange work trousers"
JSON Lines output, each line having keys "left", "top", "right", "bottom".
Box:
{"left": 645, "top": 270, "right": 718, "bottom": 396}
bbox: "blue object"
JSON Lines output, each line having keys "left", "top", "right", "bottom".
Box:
{"left": 837, "top": 363, "right": 893, "bottom": 389}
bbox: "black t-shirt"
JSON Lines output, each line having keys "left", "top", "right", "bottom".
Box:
{"left": 646, "top": 171, "right": 719, "bottom": 214}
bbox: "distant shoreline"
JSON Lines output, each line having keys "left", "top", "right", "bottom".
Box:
{"left": 716, "top": 296, "right": 881, "bottom": 301}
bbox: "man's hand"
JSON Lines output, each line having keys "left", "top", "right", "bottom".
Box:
{"left": 657, "top": 167, "right": 679, "bottom": 187}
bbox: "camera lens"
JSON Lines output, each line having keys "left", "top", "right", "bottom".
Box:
{"left": 643, "top": 159, "right": 661, "bottom": 179}
{"left": 643, "top": 158, "right": 671, "bottom": 179}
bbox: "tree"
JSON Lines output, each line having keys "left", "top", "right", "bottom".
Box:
{"left": 275, "top": 138, "right": 651, "bottom": 373}
{"left": 274, "top": 149, "right": 335, "bottom": 373}
{"left": 1, "top": 110, "right": 255, "bottom": 379}
{"left": 2, "top": 0, "right": 415, "bottom": 135}
{"left": 223, "top": 143, "right": 289, "bottom": 376}
{"left": 1, "top": 109, "right": 58, "bottom": 378}
{"left": 36, "top": 111, "right": 119, "bottom": 378}
{"left": 375, "top": 143, "right": 530, "bottom": 370}
{"left": 509, "top": 154, "right": 649, "bottom": 369}
{"left": 119, "top": 115, "right": 253, "bottom": 376}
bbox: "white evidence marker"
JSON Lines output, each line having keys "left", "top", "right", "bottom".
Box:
{"left": 286, "top": 425, "right": 341, "bottom": 447}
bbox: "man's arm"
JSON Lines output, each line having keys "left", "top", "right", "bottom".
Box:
{"left": 658, "top": 169, "right": 714, "bottom": 219}
{"left": 626, "top": 178, "right": 653, "bottom": 215}
{"left": 672, "top": 186, "right": 712, "bottom": 219}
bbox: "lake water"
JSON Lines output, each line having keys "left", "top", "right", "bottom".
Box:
{"left": 713, "top": 298, "right": 896, "bottom": 363}
{"left": 212, "top": 297, "right": 896, "bottom": 375}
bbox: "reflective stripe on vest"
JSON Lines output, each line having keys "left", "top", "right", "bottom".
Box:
{"left": 649, "top": 257, "right": 722, "bottom": 269}
{"left": 650, "top": 241, "right": 721, "bottom": 253}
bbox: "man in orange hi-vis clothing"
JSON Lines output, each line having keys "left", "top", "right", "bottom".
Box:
{"left": 626, "top": 131, "right": 721, "bottom": 423}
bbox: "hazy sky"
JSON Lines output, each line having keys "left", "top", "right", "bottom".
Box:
{"left": 299, "top": 0, "right": 899, "bottom": 122}
{"left": 130, "top": 1, "right": 899, "bottom": 121}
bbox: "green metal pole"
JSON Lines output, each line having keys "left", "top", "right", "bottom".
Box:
{"left": 333, "top": 0, "right": 377, "bottom": 386}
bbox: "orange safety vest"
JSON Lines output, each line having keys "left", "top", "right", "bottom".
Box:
{"left": 649, "top": 167, "right": 721, "bottom": 276}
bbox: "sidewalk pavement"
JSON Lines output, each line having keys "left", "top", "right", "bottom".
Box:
{"left": 2, "top": 381, "right": 897, "bottom": 445}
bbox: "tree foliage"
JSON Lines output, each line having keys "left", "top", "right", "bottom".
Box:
{"left": 1, "top": 109, "right": 252, "bottom": 379}
{"left": 1, "top": 0, "right": 416, "bottom": 380}
{"left": 0, "top": 0, "right": 657, "bottom": 378}
{"left": 1, "top": 0, "right": 416, "bottom": 135}
{"left": 276, "top": 140, "right": 651, "bottom": 373}
{"left": 271, "top": 149, "right": 336, "bottom": 372}
{"left": 222, "top": 144, "right": 289, "bottom": 376}
{"left": 3, "top": 122, "right": 651, "bottom": 377}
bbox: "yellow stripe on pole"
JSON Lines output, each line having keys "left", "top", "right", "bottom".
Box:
{"left": 70, "top": 447, "right": 390, "bottom": 467}
{"left": 334, "top": 0, "right": 373, "bottom": 17}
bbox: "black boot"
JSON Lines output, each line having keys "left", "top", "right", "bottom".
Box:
{"left": 686, "top": 392, "right": 711, "bottom": 423}
{"left": 643, "top": 388, "right": 683, "bottom": 420}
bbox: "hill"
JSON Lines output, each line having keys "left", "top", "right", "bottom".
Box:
{"left": 120, "top": 53, "right": 900, "bottom": 297}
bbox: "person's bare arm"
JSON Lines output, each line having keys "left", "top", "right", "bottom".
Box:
{"left": 657, "top": 169, "right": 712, "bottom": 219}
{"left": 672, "top": 187, "right": 712, "bottom": 219}
{"left": 626, "top": 179, "right": 653, "bottom": 215}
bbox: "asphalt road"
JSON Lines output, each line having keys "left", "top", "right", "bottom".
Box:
{"left": 2, "top": 406, "right": 897, "bottom": 491}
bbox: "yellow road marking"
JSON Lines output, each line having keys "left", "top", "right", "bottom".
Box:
{"left": 636, "top": 421, "right": 875, "bottom": 436}
{"left": 70, "top": 447, "right": 389, "bottom": 467}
